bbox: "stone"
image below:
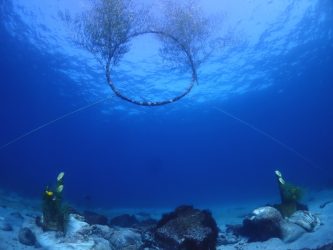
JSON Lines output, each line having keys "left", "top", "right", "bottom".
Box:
{"left": 83, "top": 210, "right": 108, "bottom": 226}
{"left": 38, "top": 231, "right": 96, "bottom": 250}
{"left": 250, "top": 206, "right": 283, "bottom": 222}
{"left": 110, "top": 213, "right": 157, "bottom": 231}
{"left": 109, "top": 227, "right": 143, "bottom": 250}
{"left": 90, "top": 237, "right": 110, "bottom": 250}
{"left": 155, "top": 205, "right": 218, "bottom": 250}
{"left": 0, "top": 217, "right": 13, "bottom": 231}
{"left": 18, "top": 227, "right": 37, "bottom": 246}
{"left": 66, "top": 214, "right": 90, "bottom": 236}
{"left": 288, "top": 210, "right": 321, "bottom": 232}
{"left": 109, "top": 214, "right": 139, "bottom": 228}
{"left": 236, "top": 206, "right": 283, "bottom": 242}
{"left": 280, "top": 220, "right": 306, "bottom": 243}
{"left": 300, "top": 242, "right": 333, "bottom": 250}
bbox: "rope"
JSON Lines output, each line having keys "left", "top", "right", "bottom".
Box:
{"left": 0, "top": 97, "right": 111, "bottom": 150}
{"left": 214, "top": 106, "right": 322, "bottom": 170}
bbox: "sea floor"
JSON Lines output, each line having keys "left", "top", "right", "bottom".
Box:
{"left": 0, "top": 188, "right": 332, "bottom": 250}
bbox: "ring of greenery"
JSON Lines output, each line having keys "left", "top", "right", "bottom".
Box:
{"left": 105, "top": 30, "right": 198, "bottom": 106}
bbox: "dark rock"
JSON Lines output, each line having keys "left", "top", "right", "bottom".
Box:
{"left": 225, "top": 224, "right": 243, "bottom": 237}
{"left": 138, "top": 218, "right": 157, "bottom": 227}
{"left": 279, "top": 220, "right": 305, "bottom": 243}
{"left": 18, "top": 227, "right": 36, "bottom": 246}
{"left": 0, "top": 221, "right": 13, "bottom": 231}
{"left": 134, "top": 212, "right": 158, "bottom": 229}
{"left": 135, "top": 212, "right": 151, "bottom": 221}
{"left": 227, "top": 206, "right": 318, "bottom": 244}
{"left": 318, "top": 243, "right": 333, "bottom": 250}
{"left": 108, "top": 227, "right": 143, "bottom": 249}
{"left": 35, "top": 216, "right": 43, "bottom": 228}
{"left": 109, "top": 212, "right": 157, "bottom": 230}
{"left": 110, "top": 214, "right": 139, "bottom": 228}
{"left": 234, "top": 207, "right": 282, "bottom": 242}
{"left": 241, "top": 217, "right": 281, "bottom": 242}
{"left": 154, "top": 205, "right": 218, "bottom": 250}
{"left": 300, "top": 242, "right": 333, "bottom": 250}
{"left": 217, "top": 228, "right": 240, "bottom": 245}
{"left": 83, "top": 211, "right": 108, "bottom": 226}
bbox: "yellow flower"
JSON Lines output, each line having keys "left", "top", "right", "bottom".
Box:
{"left": 45, "top": 191, "right": 53, "bottom": 196}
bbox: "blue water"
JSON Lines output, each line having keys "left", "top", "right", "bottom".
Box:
{"left": 0, "top": 0, "right": 332, "bottom": 209}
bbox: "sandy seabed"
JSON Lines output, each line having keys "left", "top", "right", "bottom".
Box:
{"left": 0, "top": 188, "right": 332, "bottom": 250}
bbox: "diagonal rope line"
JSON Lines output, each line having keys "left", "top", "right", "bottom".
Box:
{"left": 0, "top": 96, "right": 112, "bottom": 151}
{"left": 214, "top": 106, "right": 322, "bottom": 170}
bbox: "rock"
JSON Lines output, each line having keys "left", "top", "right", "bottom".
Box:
{"left": 0, "top": 217, "right": 13, "bottom": 231}
{"left": 134, "top": 212, "right": 152, "bottom": 222}
{"left": 38, "top": 218, "right": 143, "bottom": 250}
{"left": 134, "top": 212, "right": 158, "bottom": 229}
{"left": 0, "top": 221, "right": 13, "bottom": 231}
{"left": 89, "top": 224, "right": 113, "bottom": 239}
{"left": 300, "top": 242, "right": 333, "bottom": 250}
{"left": 288, "top": 210, "right": 321, "bottom": 232}
{"left": 226, "top": 207, "right": 321, "bottom": 244}
{"left": 38, "top": 231, "right": 96, "bottom": 250}
{"left": 90, "top": 237, "right": 110, "bottom": 250}
{"left": 109, "top": 213, "right": 157, "bottom": 231}
{"left": 317, "top": 243, "right": 333, "bottom": 250}
{"left": 66, "top": 214, "right": 90, "bottom": 236}
{"left": 38, "top": 226, "right": 110, "bottom": 250}
{"left": 217, "top": 231, "right": 240, "bottom": 245}
{"left": 35, "top": 215, "right": 43, "bottom": 228}
{"left": 109, "top": 227, "right": 143, "bottom": 250}
{"left": 155, "top": 205, "right": 218, "bottom": 250}
{"left": 280, "top": 220, "right": 306, "bottom": 243}
{"left": 83, "top": 211, "right": 108, "bottom": 226}
{"left": 237, "top": 206, "right": 283, "bottom": 242}
{"left": 250, "top": 206, "right": 283, "bottom": 222}
{"left": 18, "top": 227, "right": 37, "bottom": 246}
{"left": 109, "top": 214, "right": 139, "bottom": 228}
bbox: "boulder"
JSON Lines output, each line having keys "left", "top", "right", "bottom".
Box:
{"left": 110, "top": 213, "right": 157, "bottom": 231}
{"left": 66, "top": 214, "right": 90, "bottom": 236}
{"left": 288, "top": 210, "right": 321, "bottom": 232}
{"left": 155, "top": 205, "right": 218, "bottom": 250}
{"left": 0, "top": 220, "right": 13, "bottom": 231}
{"left": 299, "top": 242, "right": 333, "bottom": 250}
{"left": 109, "top": 227, "right": 143, "bottom": 250}
{"left": 226, "top": 206, "right": 321, "bottom": 244}
{"left": 18, "top": 227, "right": 37, "bottom": 246}
{"left": 83, "top": 211, "right": 108, "bottom": 226}
{"left": 250, "top": 206, "right": 283, "bottom": 222}
{"left": 235, "top": 206, "right": 283, "bottom": 242}
{"left": 280, "top": 220, "right": 306, "bottom": 243}
{"left": 109, "top": 214, "right": 139, "bottom": 228}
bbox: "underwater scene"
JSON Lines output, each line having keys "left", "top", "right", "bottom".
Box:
{"left": 0, "top": 0, "right": 333, "bottom": 249}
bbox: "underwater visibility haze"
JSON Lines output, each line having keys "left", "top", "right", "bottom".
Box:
{"left": 1, "top": 0, "right": 333, "bottom": 212}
